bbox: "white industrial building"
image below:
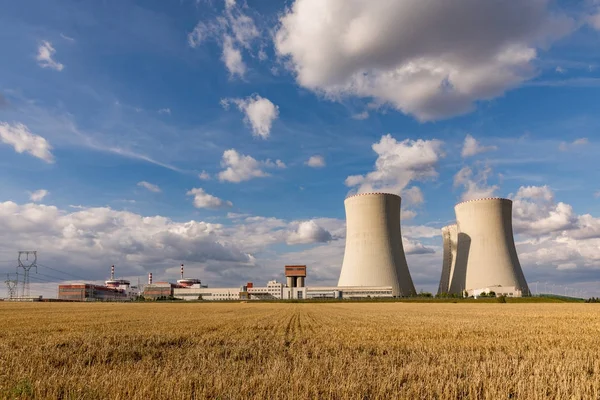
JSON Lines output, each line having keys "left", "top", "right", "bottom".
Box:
{"left": 438, "top": 198, "right": 530, "bottom": 297}
{"left": 172, "top": 280, "right": 309, "bottom": 301}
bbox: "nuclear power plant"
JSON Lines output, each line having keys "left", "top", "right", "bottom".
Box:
{"left": 438, "top": 198, "right": 530, "bottom": 297}
{"left": 338, "top": 192, "right": 416, "bottom": 297}
{"left": 37, "top": 193, "right": 537, "bottom": 302}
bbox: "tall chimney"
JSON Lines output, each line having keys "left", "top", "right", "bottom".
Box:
{"left": 111, "top": 265, "right": 115, "bottom": 280}
{"left": 148, "top": 272, "right": 153, "bottom": 285}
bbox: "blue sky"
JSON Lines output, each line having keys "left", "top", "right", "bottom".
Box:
{"left": 1, "top": 0, "right": 600, "bottom": 297}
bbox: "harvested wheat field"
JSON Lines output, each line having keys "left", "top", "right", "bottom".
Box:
{"left": 1, "top": 302, "right": 600, "bottom": 399}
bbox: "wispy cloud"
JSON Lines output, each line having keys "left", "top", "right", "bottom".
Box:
{"left": 36, "top": 41, "right": 64, "bottom": 71}
{"left": 137, "top": 181, "right": 161, "bottom": 193}
{"left": 60, "top": 33, "right": 75, "bottom": 42}
{"left": 29, "top": 189, "right": 49, "bottom": 202}
{"left": 0, "top": 122, "right": 55, "bottom": 163}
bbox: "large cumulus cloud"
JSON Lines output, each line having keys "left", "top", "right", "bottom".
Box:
{"left": 275, "top": 0, "right": 572, "bottom": 121}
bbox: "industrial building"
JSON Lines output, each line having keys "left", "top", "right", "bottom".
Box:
{"left": 438, "top": 198, "right": 530, "bottom": 297}
{"left": 166, "top": 265, "right": 308, "bottom": 301}
{"left": 338, "top": 192, "right": 416, "bottom": 297}
{"left": 58, "top": 265, "right": 139, "bottom": 301}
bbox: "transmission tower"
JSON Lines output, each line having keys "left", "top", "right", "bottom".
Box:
{"left": 4, "top": 273, "right": 18, "bottom": 299}
{"left": 17, "top": 251, "right": 37, "bottom": 298}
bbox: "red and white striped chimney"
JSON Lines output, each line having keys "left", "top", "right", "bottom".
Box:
{"left": 148, "top": 272, "right": 153, "bottom": 285}
{"left": 180, "top": 264, "right": 184, "bottom": 279}
{"left": 111, "top": 265, "right": 115, "bottom": 280}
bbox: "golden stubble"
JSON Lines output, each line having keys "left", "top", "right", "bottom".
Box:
{"left": 0, "top": 302, "right": 599, "bottom": 399}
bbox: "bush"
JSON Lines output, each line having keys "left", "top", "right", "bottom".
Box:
{"left": 497, "top": 295, "right": 507, "bottom": 303}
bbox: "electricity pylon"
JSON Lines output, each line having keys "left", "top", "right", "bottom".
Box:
{"left": 4, "top": 273, "right": 18, "bottom": 299}
{"left": 17, "top": 251, "right": 37, "bottom": 298}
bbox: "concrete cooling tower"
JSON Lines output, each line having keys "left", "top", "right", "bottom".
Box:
{"left": 446, "top": 198, "right": 530, "bottom": 296}
{"left": 437, "top": 224, "right": 458, "bottom": 295}
{"left": 338, "top": 193, "right": 416, "bottom": 297}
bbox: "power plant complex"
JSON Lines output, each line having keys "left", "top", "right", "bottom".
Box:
{"left": 438, "top": 198, "right": 530, "bottom": 297}
{"left": 40, "top": 193, "right": 531, "bottom": 301}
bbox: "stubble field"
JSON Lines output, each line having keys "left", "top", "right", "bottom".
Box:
{"left": 1, "top": 302, "right": 600, "bottom": 399}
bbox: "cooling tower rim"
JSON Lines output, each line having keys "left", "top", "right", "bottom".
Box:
{"left": 455, "top": 197, "right": 512, "bottom": 207}
{"left": 345, "top": 192, "right": 400, "bottom": 200}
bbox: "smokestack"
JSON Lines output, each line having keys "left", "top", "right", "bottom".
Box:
{"left": 180, "top": 264, "right": 184, "bottom": 279}
{"left": 148, "top": 272, "right": 153, "bottom": 285}
{"left": 338, "top": 193, "right": 416, "bottom": 297}
{"left": 111, "top": 265, "right": 115, "bottom": 280}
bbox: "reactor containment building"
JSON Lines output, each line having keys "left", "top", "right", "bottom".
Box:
{"left": 338, "top": 192, "right": 416, "bottom": 297}
{"left": 438, "top": 197, "right": 530, "bottom": 297}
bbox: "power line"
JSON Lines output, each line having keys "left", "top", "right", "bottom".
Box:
{"left": 37, "top": 263, "right": 89, "bottom": 281}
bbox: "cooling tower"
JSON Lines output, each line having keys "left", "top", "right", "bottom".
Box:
{"left": 437, "top": 224, "right": 458, "bottom": 295}
{"left": 338, "top": 193, "right": 416, "bottom": 297}
{"left": 450, "top": 198, "right": 530, "bottom": 295}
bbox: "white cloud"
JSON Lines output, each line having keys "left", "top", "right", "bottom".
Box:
{"left": 403, "top": 225, "right": 440, "bottom": 239}
{"left": 188, "top": 1, "right": 259, "bottom": 78}
{"left": 218, "top": 149, "right": 284, "bottom": 183}
{"left": 400, "top": 209, "right": 417, "bottom": 220}
{"left": 60, "top": 33, "right": 75, "bottom": 42}
{"left": 36, "top": 41, "right": 64, "bottom": 71}
{"left": 274, "top": 0, "right": 572, "bottom": 121}
{"left": 287, "top": 220, "right": 333, "bottom": 244}
{"left": 199, "top": 171, "right": 211, "bottom": 180}
{"left": 555, "top": 66, "right": 566, "bottom": 74}
{"left": 512, "top": 185, "right": 577, "bottom": 236}
{"left": 29, "top": 189, "right": 49, "bottom": 202}
{"left": 0, "top": 201, "right": 252, "bottom": 279}
{"left": 461, "top": 134, "right": 498, "bottom": 158}
{"left": 306, "top": 155, "right": 325, "bottom": 168}
{"left": 137, "top": 181, "right": 161, "bottom": 193}
{"left": 228, "top": 9, "right": 259, "bottom": 48}
{"left": 187, "top": 188, "right": 232, "bottom": 209}
{"left": 222, "top": 35, "right": 246, "bottom": 77}
{"left": 273, "top": 159, "right": 286, "bottom": 169}
{"left": 589, "top": 12, "right": 600, "bottom": 30}
{"left": 402, "top": 238, "right": 435, "bottom": 255}
{"left": 345, "top": 134, "right": 444, "bottom": 195}
{"left": 402, "top": 186, "right": 424, "bottom": 206}
{"left": 559, "top": 138, "right": 589, "bottom": 151}
{"left": 0, "top": 122, "right": 55, "bottom": 163}
{"left": 188, "top": 22, "right": 210, "bottom": 48}
{"left": 511, "top": 185, "right": 600, "bottom": 275}
{"left": 224, "top": 95, "right": 279, "bottom": 138}
{"left": 158, "top": 108, "right": 171, "bottom": 115}
{"left": 454, "top": 165, "right": 498, "bottom": 201}
{"left": 352, "top": 111, "right": 369, "bottom": 120}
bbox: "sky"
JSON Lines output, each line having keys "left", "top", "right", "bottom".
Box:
{"left": 1, "top": 0, "right": 600, "bottom": 298}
